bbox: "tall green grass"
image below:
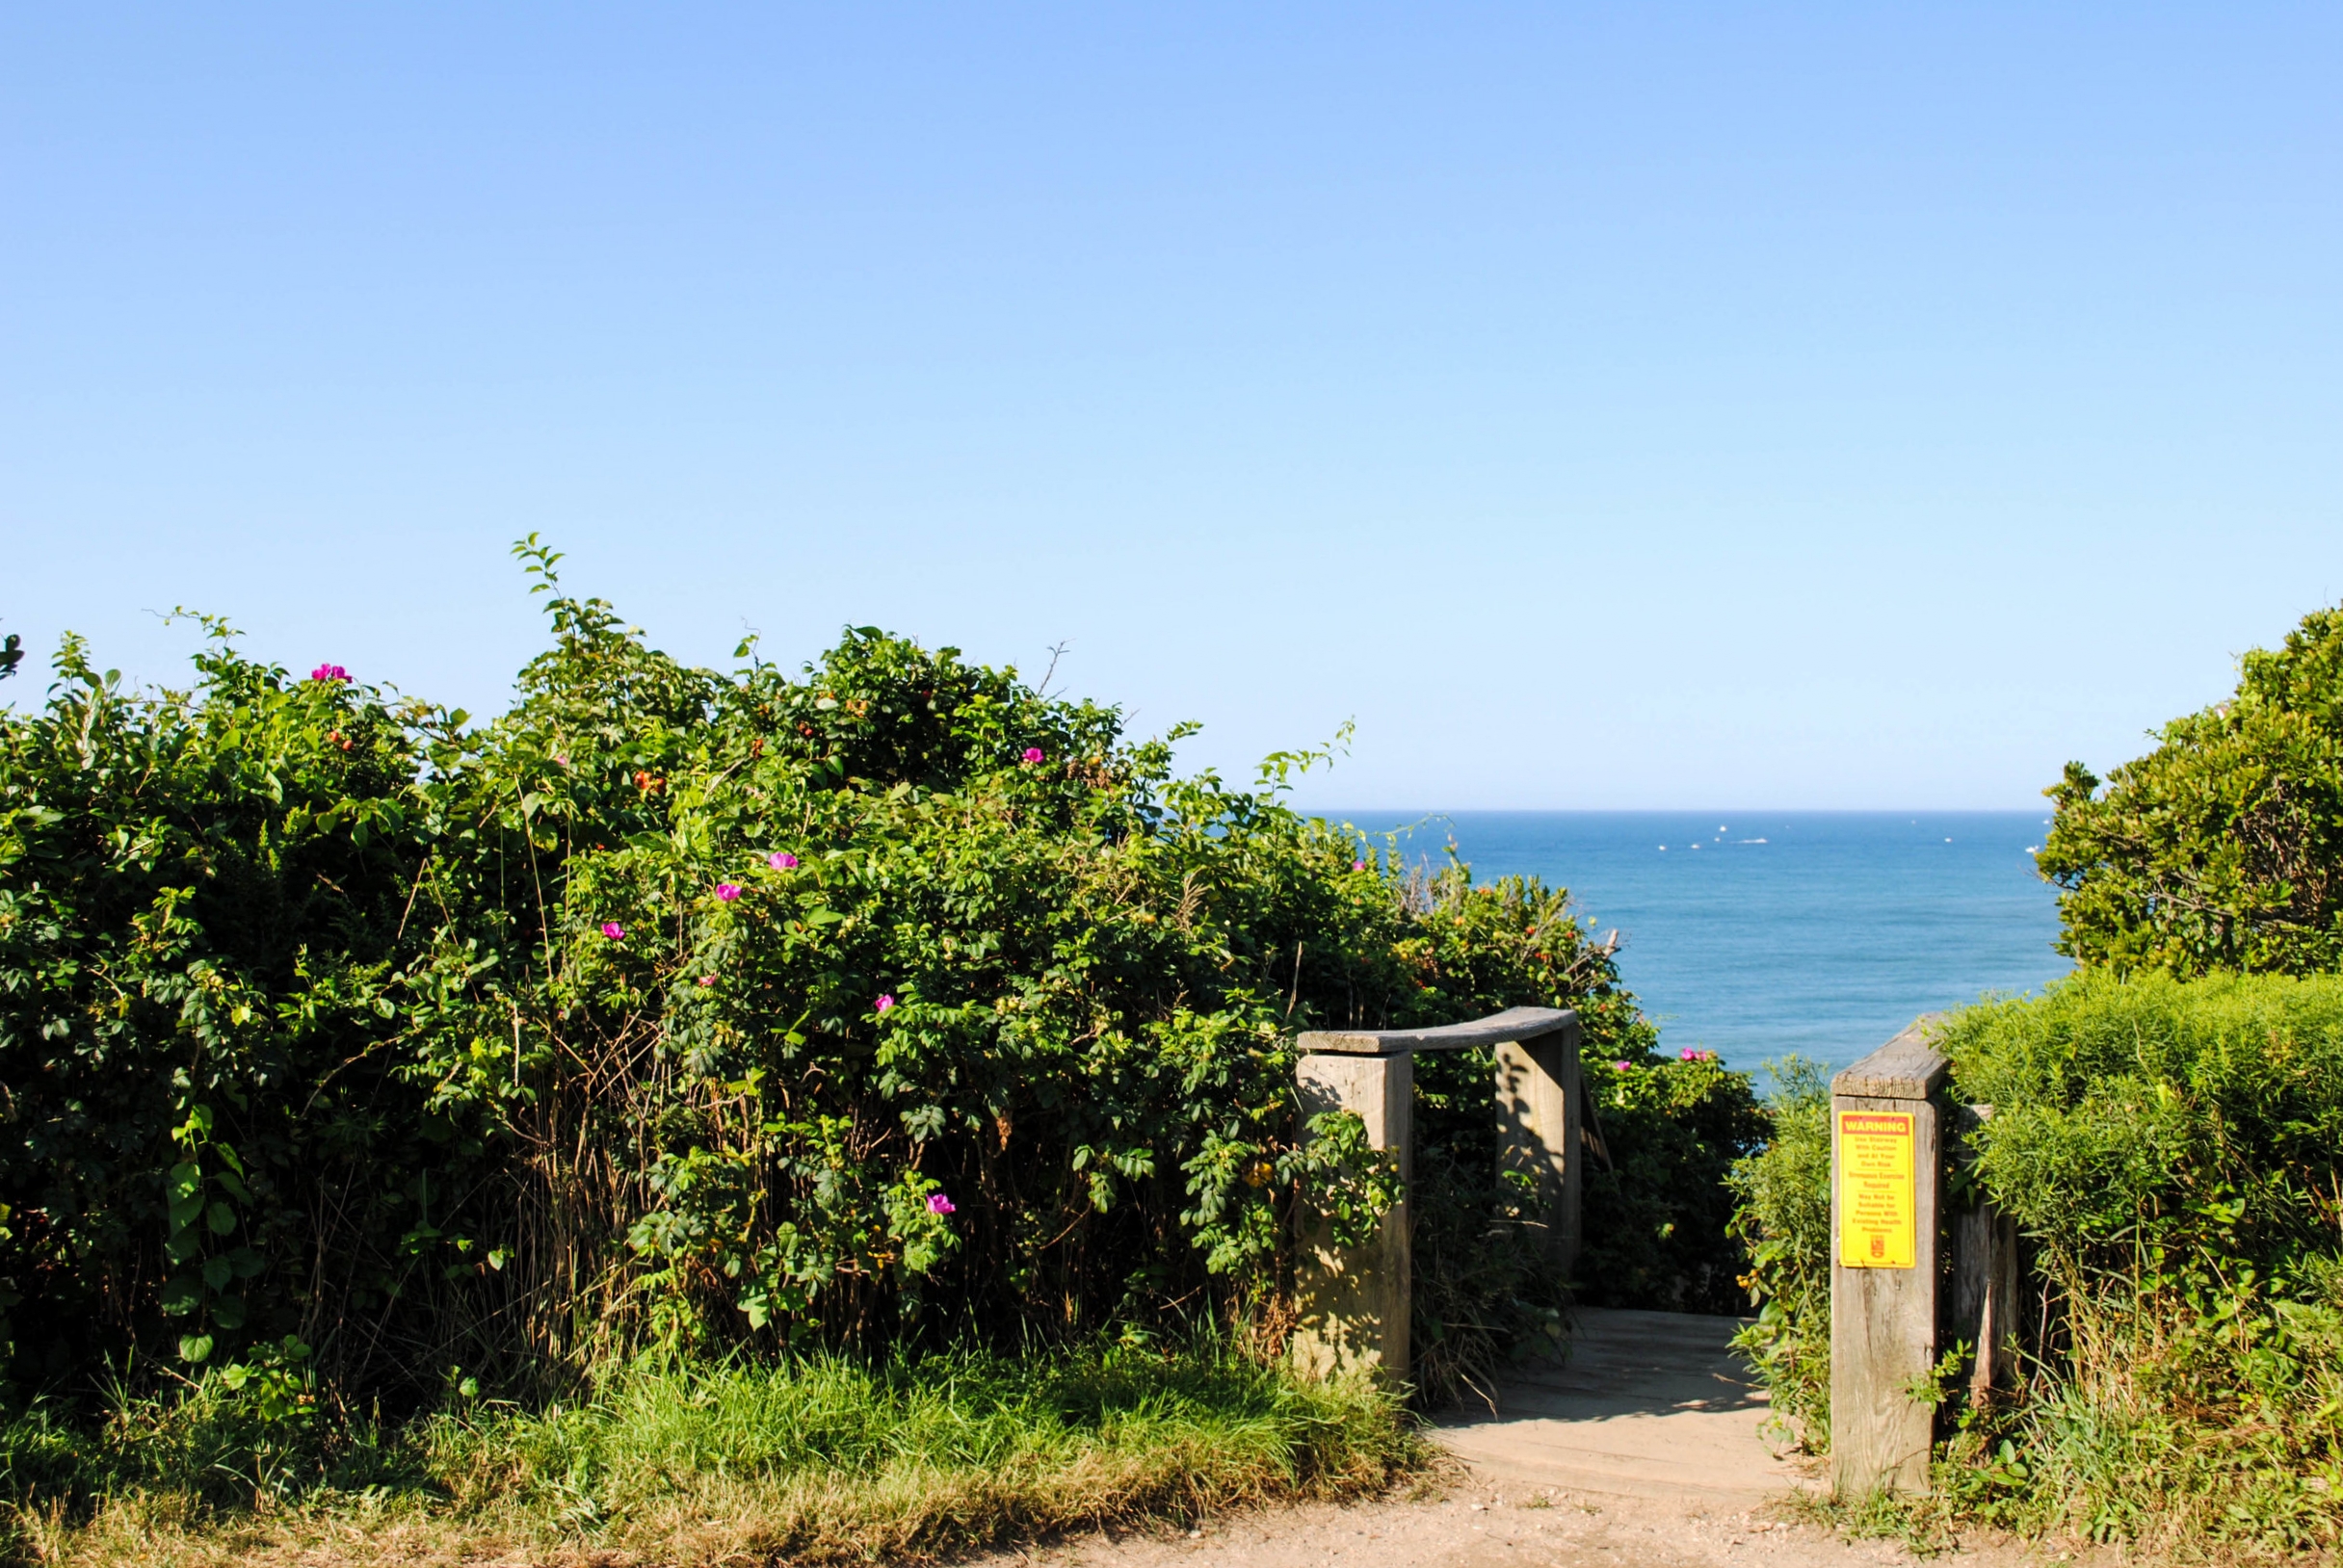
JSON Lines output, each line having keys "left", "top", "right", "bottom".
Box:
{"left": 0, "top": 1345, "right": 1422, "bottom": 1567}
{"left": 424, "top": 1347, "right": 1418, "bottom": 1539}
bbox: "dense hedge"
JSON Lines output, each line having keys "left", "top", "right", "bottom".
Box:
{"left": 1951, "top": 972, "right": 2343, "bottom": 1549}
{"left": 0, "top": 543, "right": 1751, "bottom": 1413}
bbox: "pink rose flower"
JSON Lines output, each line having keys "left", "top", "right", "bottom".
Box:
{"left": 1353, "top": 859, "right": 1367, "bottom": 872}
{"left": 309, "top": 664, "right": 350, "bottom": 683}
{"left": 768, "top": 851, "right": 799, "bottom": 871}
{"left": 875, "top": 994, "right": 895, "bottom": 1013}
{"left": 1021, "top": 747, "right": 1044, "bottom": 764}
{"left": 1613, "top": 1060, "right": 1631, "bottom": 1071}
{"left": 698, "top": 975, "right": 717, "bottom": 987}
{"left": 927, "top": 1193, "right": 955, "bottom": 1215}
{"left": 716, "top": 883, "right": 742, "bottom": 902}
{"left": 601, "top": 923, "right": 625, "bottom": 941}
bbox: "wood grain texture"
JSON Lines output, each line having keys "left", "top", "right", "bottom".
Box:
{"left": 1830, "top": 1018, "right": 1950, "bottom": 1101}
{"left": 1953, "top": 1200, "right": 2021, "bottom": 1403}
{"left": 1298, "top": 1006, "right": 1577, "bottom": 1058}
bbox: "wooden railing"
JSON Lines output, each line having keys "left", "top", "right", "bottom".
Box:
{"left": 1294, "top": 1004, "right": 2022, "bottom": 1482}
{"left": 1289, "top": 1006, "right": 1583, "bottom": 1380}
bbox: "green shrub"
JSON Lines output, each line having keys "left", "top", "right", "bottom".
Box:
{"left": 0, "top": 619, "right": 451, "bottom": 1398}
{"left": 1577, "top": 1045, "right": 1767, "bottom": 1316}
{"left": 2041, "top": 601, "right": 2343, "bottom": 977}
{"left": 0, "top": 541, "right": 1668, "bottom": 1415}
{"left": 1724, "top": 1059, "right": 1830, "bottom": 1449}
{"left": 1944, "top": 970, "right": 2343, "bottom": 1297}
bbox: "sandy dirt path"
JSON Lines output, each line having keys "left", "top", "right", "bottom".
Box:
{"left": 1435, "top": 1308, "right": 1805, "bottom": 1503}
{"left": 974, "top": 1484, "right": 2028, "bottom": 1568}
{"left": 974, "top": 1310, "right": 2056, "bottom": 1568}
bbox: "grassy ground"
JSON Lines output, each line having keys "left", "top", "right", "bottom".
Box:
{"left": 0, "top": 1346, "right": 1425, "bottom": 1567}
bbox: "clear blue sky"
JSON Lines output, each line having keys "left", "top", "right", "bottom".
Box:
{"left": 5, "top": 6, "right": 2337, "bottom": 808}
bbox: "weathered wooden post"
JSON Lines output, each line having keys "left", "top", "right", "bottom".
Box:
{"left": 1950, "top": 1106, "right": 2021, "bottom": 1407}
{"left": 1291, "top": 1006, "right": 1580, "bottom": 1380}
{"left": 1290, "top": 1050, "right": 1413, "bottom": 1379}
{"left": 1830, "top": 1021, "right": 1949, "bottom": 1497}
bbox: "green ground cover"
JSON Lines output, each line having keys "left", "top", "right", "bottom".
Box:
{"left": 0, "top": 1343, "right": 1415, "bottom": 1566}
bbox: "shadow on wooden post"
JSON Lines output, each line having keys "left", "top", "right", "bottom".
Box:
{"left": 1290, "top": 1053, "right": 1412, "bottom": 1380}
{"left": 1291, "top": 1006, "right": 1581, "bottom": 1382}
{"left": 1495, "top": 1032, "right": 1584, "bottom": 1271}
{"left": 1950, "top": 1106, "right": 2021, "bottom": 1408}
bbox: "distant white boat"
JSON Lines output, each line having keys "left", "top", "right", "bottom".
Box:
{"left": 1737, "top": 838, "right": 1768, "bottom": 844}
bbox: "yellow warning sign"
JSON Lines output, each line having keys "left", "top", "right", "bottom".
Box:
{"left": 1837, "top": 1110, "right": 1916, "bottom": 1268}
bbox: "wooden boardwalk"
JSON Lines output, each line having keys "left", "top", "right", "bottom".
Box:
{"left": 1435, "top": 1306, "right": 1815, "bottom": 1502}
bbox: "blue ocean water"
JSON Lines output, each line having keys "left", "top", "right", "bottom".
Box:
{"left": 1336, "top": 811, "right": 2071, "bottom": 1074}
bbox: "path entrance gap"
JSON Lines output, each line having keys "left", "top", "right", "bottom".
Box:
{"left": 1439, "top": 1307, "right": 1811, "bottom": 1502}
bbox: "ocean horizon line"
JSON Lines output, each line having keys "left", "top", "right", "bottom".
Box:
{"left": 1303, "top": 806, "right": 2052, "bottom": 817}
